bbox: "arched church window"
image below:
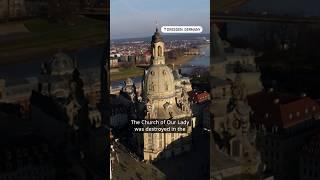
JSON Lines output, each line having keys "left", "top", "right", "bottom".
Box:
{"left": 148, "top": 133, "right": 153, "bottom": 150}
{"left": 159, "top": 133, "right": 162, "bottom": 148}
{"left": 165, "top": 82, "right": 168, "bottom": 91}
{"left": 158, "top": 46, "right": 162, "bottom": 57}
{"left": 152, "top": 82, "right": 155, "bottom": 91}
{"left": 231, "top": 139, "right": 241, "bottom": 157}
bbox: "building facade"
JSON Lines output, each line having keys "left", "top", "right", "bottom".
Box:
{"left": 0, "top": 0, "right": 26, "bottom": 19}
{"left": 248, "top": 91, "right": 320, "bottom": 180}
{"left": 300, "top": 132, "right": 320, "bottom": 180}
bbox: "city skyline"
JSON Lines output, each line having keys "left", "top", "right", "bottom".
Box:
{"left": 110, "top": 0, "right": 210, "bottom": 39}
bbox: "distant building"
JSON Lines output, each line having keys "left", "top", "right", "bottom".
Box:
{"left": 184, "top": 47, "right": 200, "bottom": 55}
{"left": 0, "top": 0, "right": 26, "bottom": 19}
{"left": 110, "top": 57, "right": 119, "bottom": 68}
{"left": 119, "top": 55, "right": 128, "bottom": 62}
{"left": 128, "top": 55, "right": 136, "bottom": 64}
{"left": 248, "top": 90, "right": 320, "bottom": 180}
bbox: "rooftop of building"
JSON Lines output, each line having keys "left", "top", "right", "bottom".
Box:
{"left": 111, "top": 142, "right": 166, "bottom": 180}
{"left": 247, "top": 90, "right": 320, "bottom": 129}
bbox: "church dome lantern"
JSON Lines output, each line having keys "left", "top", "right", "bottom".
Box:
{"left": 144, "top": 28, "right": 175, "bottom": 98}
{"left": 150, "top": 28, "right": 165, "bottom": 65}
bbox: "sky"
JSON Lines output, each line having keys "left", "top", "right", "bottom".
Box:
{"left": 110, "top": 0, "right": 210, "bottom": 39}
{"left": 235, "top": 0, "right": 320, "bottom": 16}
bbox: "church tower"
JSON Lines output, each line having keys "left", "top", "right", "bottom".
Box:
{"left": 141, "top": 28, "right": 194, "bottom": 161}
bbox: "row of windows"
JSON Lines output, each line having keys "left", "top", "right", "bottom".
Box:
{"left": 262, "top": 107, "right": 317, "bottom": 121}
{"left": 302, "top": 158, "right": 320, "bottom": 168}
{"left": 302, "top": 168, "right": 319, "bottom": 178}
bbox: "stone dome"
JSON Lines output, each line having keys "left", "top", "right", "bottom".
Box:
{"left": 144, "top": 64, "right": 175, "bottom": 98}
{"left": 49, "top": 52, "right": 75, "bottom": 76}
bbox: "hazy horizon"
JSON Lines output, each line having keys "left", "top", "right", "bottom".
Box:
{"left": 110, "top": 0, "right": 210, "bottom": 39}
{"left": 110, "top": 33, "right": 210, "bottom": 41}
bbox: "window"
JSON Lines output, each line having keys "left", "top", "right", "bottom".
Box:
{"left": 305, "top": 108, "right": 309, "bottom": 114}
{"left": 289, "top": 113, "right": 293, "bottom": 119}
{"left": 158, "top": 46, "right": 162, "bottom": 57}
{"left": 159, "top": 134, "right": 162, "bottom": 148}
{"left": 296, "top": 112, "right": 300, "bottom": 117}
{"left": 313, "top": 106, "right": 316, "bottom": 111}
{"left": 163, "top": 70, "right": 167, "bottom": 75}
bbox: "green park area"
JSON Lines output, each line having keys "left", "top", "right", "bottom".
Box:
{"left": 110, "top": 67, "right": 145, "bottom": 81}
{"left": 0, "top": 16, "right": 105, "bottom": 64}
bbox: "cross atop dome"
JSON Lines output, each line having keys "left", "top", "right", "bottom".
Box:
{"left": 155, "top": 20, "right": 159, "bottom": 32}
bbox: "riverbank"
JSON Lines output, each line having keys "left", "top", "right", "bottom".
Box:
{"left": 166, "top": 54, "right": 197, "bottom": 66}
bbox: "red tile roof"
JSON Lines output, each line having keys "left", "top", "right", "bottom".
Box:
{"left": 189, "top": 91, "right": 210, "bottom": 103}
{"left": 248, "top": 91, "right": 320, "bottom": 129}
